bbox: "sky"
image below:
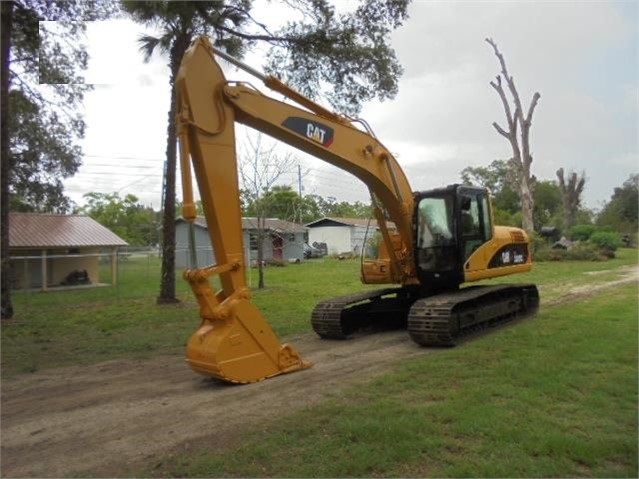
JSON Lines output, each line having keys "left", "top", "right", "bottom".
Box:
{"left": 64, "top": 0, "right": 638, "bottom": 213}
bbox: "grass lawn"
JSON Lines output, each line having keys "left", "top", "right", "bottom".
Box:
{"left": 152, "top": 280, "right": 638, "bottom": 478}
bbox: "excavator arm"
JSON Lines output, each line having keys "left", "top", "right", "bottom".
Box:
{"left": 175, "top": 36, "right": 419, "bottom": 383}
{"left": 178, "top": 36, "right": 418, "bottom": 285}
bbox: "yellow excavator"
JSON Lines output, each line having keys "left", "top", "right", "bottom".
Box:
{"left": 176, "top": 36, "right": 539, "bottom": 384}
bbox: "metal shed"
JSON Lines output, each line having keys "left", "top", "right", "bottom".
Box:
{"left": 9, "top": 213, "right": 128, "bottom": 290}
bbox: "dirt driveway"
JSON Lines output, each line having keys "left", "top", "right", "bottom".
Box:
{"left": 2, "top": 266, "right": 637, "bottom": 478}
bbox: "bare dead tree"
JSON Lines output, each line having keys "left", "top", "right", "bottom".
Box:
{"left": 239, "top": 132, "right": 297, "bottom": 288}
{"left": 556, "top": 167, "right": 586, "bottom": 236}
{"left": 486, "top": 38, "right": 541, "bottom": 232}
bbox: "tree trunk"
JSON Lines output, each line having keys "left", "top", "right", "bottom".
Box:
{"left": 556, "top": 167, "right": 585, "bottom": 237}
{"left": 157, "top": 34, "right": 190, "bottom": 304}
{"left": 1, "top": 0, "right": 14, "bottom": 319}
{"left": 520, "top": 180, "right": 534, "bottom": 232}
{"left": 257, "top": 217, "right": 265, "bottom": 289}
{"left": 486, "top": 38, "right": 540, "bottom": 233}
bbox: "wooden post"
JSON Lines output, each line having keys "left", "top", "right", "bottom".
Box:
{"left": 41, "top": 249, "right": 47, "bottom": 291}
{"left": 111, "top": 248, "right": 117, "bottom": 286}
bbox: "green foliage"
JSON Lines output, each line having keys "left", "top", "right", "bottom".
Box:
{"left": 533, "top": 180, "right": 562, "bottom": 230}
{"left": 243, "top": 185, "right": 307, "bottom": 223}
{"left": 264, "top": 0, "right": 410, "bottom": 115}
{"left": 78, "top": 192, "right": 160, "bottom": 246}
{"left": 590, "top": 231, "right": 622, "bottom": 252}
{"left": 461, "top": 159, "right": 521, "bottom": 214}
{"left": 124, "top": 0, "right": 409, "bottom": 117}
{"left": 571, "top": 224, "right": 598, "bottom": 241}
{"left": 597, "top": 174, "right": 639, "bottom": 234}
{"left": 6, "top": 1, "right": 118, "bottom": 212}
{"left": 241, "top": 186, "right": 373, "bottom": 224}
{"left": 494, "top": 208, "right": 522, "bottom": 227}
{"left": 460, "top": 161, "right": 598, "bottom": 234}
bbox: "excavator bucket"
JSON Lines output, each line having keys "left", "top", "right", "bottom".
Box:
{"left": 183, "top": 269, "right": 311, "bottom": 384}
{"left": 186, "top": 302, "right": 311, "bottom": 383}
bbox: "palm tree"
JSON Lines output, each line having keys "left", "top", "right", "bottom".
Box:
{"left": 122, "top": 1, "right": 250, "bottom": 303}
{"left": 123, "top": 0, "right": 411, "bottom": 303}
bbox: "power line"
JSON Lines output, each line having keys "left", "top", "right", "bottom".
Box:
{"left": 83, "top": 154, "right": 164, "bottom": 162}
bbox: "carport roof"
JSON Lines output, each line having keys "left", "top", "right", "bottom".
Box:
{"left": 9, "top": 213, "right": 128, "bottom": 248}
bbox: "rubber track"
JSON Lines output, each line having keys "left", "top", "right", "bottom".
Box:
{"left": 311, "top": 288, "right": 403, "bottom": 339}
{"left": 407, "top": 284, "right": 539, "bottom": 347}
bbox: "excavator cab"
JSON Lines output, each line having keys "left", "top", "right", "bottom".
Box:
{"left": 414, "top": 185, "right": 494, "bottom": 291}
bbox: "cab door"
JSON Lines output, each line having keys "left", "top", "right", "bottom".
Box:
{"left": 414, "top": 188, "right": 462, "bottom": 291}
{"left": 457, "top": 187, "right": 493, "bottom": 264}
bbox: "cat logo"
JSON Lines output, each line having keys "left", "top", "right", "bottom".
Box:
{"left": 282, "top": 117, "right": 334, "bottom": 147}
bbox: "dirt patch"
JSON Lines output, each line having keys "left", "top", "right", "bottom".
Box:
{"left": 543, "top": 264, "right": 638, "bottom": 306}
{"left": 1, "top": 330, "right": 429, "bottom": 477}
{"left": 2, "top": 266, "right": 637, "bottom": 478}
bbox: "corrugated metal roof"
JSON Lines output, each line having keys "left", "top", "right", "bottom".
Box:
{"left": 9, "top": 213, "right": 128, "bottom": 248}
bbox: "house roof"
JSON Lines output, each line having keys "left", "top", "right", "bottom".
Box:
{"left": 9, "top": 213, "right": 128, "bottom": 249}
{"left": 177, "top": 216, "right": 306, "bottom": 234}
{"left": 305, "top": 217, "right": 380, "bottom": 228}
{"left": 241, "top": 217, "right": 306, "bottom": 234}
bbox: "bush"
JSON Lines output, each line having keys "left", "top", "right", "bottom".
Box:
{"left": 570, "top": 224, "right": 597, "bottom": 241}
{"left": 533, "top": 242, "right": 604, "bottom": 262}
{"left": 529, "top": 232, "right": 549, "bottom": 255}
{"left": 589, "top": 231, "right": 622, "bottom": 252}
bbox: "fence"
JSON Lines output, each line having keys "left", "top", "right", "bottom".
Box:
{"left": 9, "top": 247, "right": 267, "bottom": 306}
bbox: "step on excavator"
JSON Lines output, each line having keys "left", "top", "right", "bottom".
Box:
{"left": 176, "top": 36, "right": 539, "bottom": 384}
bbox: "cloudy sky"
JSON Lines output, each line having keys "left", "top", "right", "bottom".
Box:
{"left": 64, "top": 0, "right": 638, "bottom": 212}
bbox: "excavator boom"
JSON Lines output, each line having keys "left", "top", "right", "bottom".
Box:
{"left": 176, "top": 37, "right": 315, "bottom": 383}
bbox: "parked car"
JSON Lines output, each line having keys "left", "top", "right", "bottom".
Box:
{"left": 303, "top": 243, "right": 325, "bottom": 259}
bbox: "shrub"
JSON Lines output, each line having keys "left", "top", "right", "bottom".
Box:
{"left": 529, "top": 232, "right": 549, "bottom": 254}
{"left": 570, "top": 224, "right": 597, "bottom": 241}
{"left": 589, "top": 231, "right": 622, "bottom": 252}
{"left": 533, "top": 242, "right": 603, "bottom": 262}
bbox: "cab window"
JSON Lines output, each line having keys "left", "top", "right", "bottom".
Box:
{"left": 418, "top": 197, "right": 454, "bottom": 248}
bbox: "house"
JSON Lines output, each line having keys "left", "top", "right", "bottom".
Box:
{"left": 9, "top": 213, "right": 128, "bottom": 290}
{"left": 305, "top": 217, "right": 393, "bottom": 256}
{"left": 175, "top": 216, "right": 307, "bottom": 268}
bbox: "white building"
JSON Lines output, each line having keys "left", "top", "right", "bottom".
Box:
{"left": 305, "top": 217, "right": 383, "bottom": 256}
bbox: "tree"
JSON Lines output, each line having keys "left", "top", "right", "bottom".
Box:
{"left": 124, "top": 0, "right": 410, "bottom": 303}
{"left": 533, "top": 179, "right": 562, "bottom": 231}
{"left": 461, "top": 158, "right": 520, "bottom": 214}
{"left": 78, "top": 192, "right": 160, "bottom": 246}
{"left": 240, "top": 134, "right": 297, "bottom": 288}
{"left": 597, "top": 174, "right": 639, "bottom": 234}
{"left": 486, "top": 38, "right": 541, "bottom": 232}
{"left": 246, "top": 185, "right": 304, "bottom": 223}
{"left": 556, "top": 168, "right": 586, "bottom": 235}
{"left": 1, "top": 1, "right": 13, "bottom": 319}
{"left": 315, "top": 196, "right": 372, "bottom": 219}
{"left": 1, "top": 1, "right": 118, "bottom": 319}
